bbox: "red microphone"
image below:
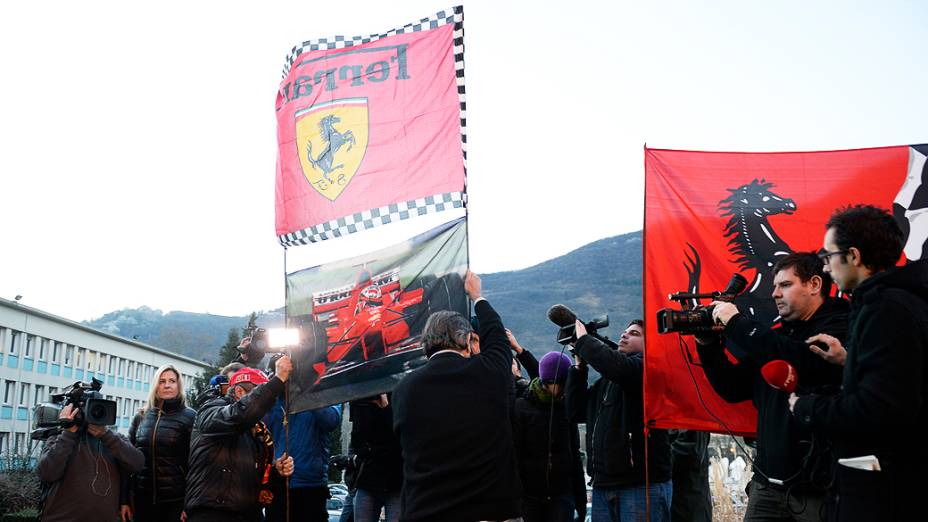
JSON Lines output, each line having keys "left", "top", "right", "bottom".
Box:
{"left": 761, "top": 360, "right": 798, "bottom": 393}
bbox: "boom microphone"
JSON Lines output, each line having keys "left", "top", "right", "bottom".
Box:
{"left": 547, "top": 304, "right": 579, "bottom": 328}
{"left": 761, "top": 360, "right": 798, "bottom": 393}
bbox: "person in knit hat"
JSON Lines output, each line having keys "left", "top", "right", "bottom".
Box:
{"left": 512, "top": 350, "right": 585, "bottom": 522}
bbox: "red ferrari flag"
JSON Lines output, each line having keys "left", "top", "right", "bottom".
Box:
{"left": 644, "top": 144, "right": 928, "bottom": 434}
{"left": 275, "top": 7, "right": 466, "bottom": 247}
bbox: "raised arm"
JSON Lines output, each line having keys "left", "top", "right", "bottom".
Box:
{"left": 198, "top": 378, "right": 284, "bottom": 435}
{"left": 466, "top": 270, "right": 513, "bottom": 375}
{"left": 574, "top": 334, "right": 642, "bottom": 386}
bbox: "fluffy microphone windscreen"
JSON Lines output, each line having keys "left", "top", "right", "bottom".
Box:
{"left": 761, "top": 360, "right": 798, "bottom": 393}
{"left": 546, "top": 304, "right": 578, "bottom": 327}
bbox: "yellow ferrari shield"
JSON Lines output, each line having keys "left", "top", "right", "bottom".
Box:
{"left": 295, "top": 98, "right": 369, "bottom": 201}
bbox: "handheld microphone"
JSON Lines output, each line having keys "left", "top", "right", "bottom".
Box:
{"left": 547, "top": 304, "right": 579, "bottom": 328}
{"left": 761, "top": 360, "right": 798, "bottom": 393}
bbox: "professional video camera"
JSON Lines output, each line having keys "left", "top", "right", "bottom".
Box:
{"left": 237, "top": 327, "right": 301, "bottom": 368}
{"left": 31, "top": 378, "right": 117, "bottom": 440}
{"left": 656, "top": 273, "right": 748, "bottom": 335}
{"left": 546, "top": 304, "right": 619, "bottom": 351}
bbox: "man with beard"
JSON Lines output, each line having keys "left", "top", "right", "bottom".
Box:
{"left": 698, "top": 252, "right": 848, "bottom": 521}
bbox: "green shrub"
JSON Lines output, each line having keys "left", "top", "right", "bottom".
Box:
{"left": 0, "top": 507, "right": 38, "bottom": 522}
{"left": 0, "top": 453, "right": 40, "bottom": 518}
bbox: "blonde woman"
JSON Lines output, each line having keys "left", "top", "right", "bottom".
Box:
{"left": 123, "top": 364, "right": 196, "bottom": 522}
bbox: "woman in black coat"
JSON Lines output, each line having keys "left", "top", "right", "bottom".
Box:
{"left": 122, "top": 364, "right": 196, "bottom": 522}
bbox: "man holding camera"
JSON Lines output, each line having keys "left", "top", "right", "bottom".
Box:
{"left": 565, "top": 319, "right": 673, "bottom": 522}
{"left": 185, "top": 356, "right": 295, "bottom": 522}
{"left": 697, "top": 252, "right": 848, "bottom": 521}
{"left": 36, "top": 402, "right": 145, "bottom": 522}
{"left": 392, "top": 270, "right": 522, "bottom": 522}
{"left": 789, "top": 205, "right": 928, "bottom": 521}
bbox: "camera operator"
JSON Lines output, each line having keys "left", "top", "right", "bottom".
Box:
{"left": 696, "top": 252, "right": 847, "bottom": 521}
{"left": 565, "top": 318, "right": 672, "bottom": 522}
{"left": 184, "top": 357, "right": 295, "bottom": 522}
{"left": 36, "top": 403, "right": 145, "bottom": 522}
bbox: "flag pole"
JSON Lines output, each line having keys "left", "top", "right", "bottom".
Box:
{"left": 283, "top": 246, "right": 291, "bottom": 522}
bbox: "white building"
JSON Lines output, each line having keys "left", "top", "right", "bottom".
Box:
{"left": 0, "top": 297, "right": 209, "bottom": 458}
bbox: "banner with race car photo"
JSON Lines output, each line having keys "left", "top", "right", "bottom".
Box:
{"left": 284, "top": 217, "right": 468, "bottom": 412}
{"left": 643, "top": 144, "right": 928, "bottom": 435}
{"left": 275, "top": 6, "right": 467, "bottom": 248}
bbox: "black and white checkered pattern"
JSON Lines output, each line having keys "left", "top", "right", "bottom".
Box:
{"left": 278, "top": 191, "right": 465, "bottom": 247}
{"left": 280, "top": 6, "right": 463, "bottom": 78}
{"left": 278, "top": 6, "right": 468, "bottom": 247}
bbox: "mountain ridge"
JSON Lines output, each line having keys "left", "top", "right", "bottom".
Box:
{"left": 83, "top": 230, "right": 644, "bottom": 363}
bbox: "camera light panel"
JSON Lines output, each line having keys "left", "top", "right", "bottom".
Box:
{"left": 268, "top": 328, "right": 300, "bottom": 348}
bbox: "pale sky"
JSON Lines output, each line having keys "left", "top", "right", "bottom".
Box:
{"left": 2, "top": 0, "right": 926, "bottom": 321}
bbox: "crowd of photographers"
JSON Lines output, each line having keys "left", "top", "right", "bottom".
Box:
{"left": 32, "top": 204, "right": 927, "bottom": 522}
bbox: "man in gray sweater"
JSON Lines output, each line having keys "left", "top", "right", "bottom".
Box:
{"left": 36, "top": 403, "right": 145, "bottom": 522}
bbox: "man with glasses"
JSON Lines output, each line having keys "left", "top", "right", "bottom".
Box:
{"left": 789, "top": 204, "right": 928, "bottom": 521}
{"left": 695, "top": 252, "right": 847, "bottom": 522}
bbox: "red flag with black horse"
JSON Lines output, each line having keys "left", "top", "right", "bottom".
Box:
{"left": 644, "top": 144, "right": 928, "bottom": 434}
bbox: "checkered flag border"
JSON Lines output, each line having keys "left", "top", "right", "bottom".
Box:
{"left": 278, "top": 192, "right": 466, "bottom": 247}
{"left": 280, "top": 6, "right": 463, "bottom": 78}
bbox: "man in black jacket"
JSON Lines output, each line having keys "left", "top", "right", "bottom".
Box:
{"left": 185, "top": 357, "right": 295, "bottom": 522}
{"left": 698, "top": 252, "right": 848, "bottom": 522}
{"left": 565, "top": 319, "right": 673, "bottom": 522}
{"left": 392, "top": 270, "right": 522, "bottom": 522}
{"left": 790, "top": 205, "right": 928, "bottom": 521}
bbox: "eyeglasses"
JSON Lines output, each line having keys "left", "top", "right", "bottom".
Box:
{"left": 818, "top": 250, "right": 849, "bottom": 264}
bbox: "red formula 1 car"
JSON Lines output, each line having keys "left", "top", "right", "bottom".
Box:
{"left": 299, "top": 269, "right": 465, "bottom": 384}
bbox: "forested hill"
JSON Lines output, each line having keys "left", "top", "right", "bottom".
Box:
{"left": 84, "top": 231, "right": 644, "bottom": 363}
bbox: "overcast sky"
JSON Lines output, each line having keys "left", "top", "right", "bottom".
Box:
{"left": 2, "top": 0, "right": 926, "bottom": 321}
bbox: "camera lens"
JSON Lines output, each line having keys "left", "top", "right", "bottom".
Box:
{"left": 90, "top": 404, "right": 106, "bottom": 421}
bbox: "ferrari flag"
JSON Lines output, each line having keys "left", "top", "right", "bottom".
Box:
{"left": 275, "top": 7, "right": 466, "bottom": 247}
{"left": 285, "top": 218, "right": 468, "bottom": 412}
{"left": 644, "top": 144, "right": 928, "bottom": 435}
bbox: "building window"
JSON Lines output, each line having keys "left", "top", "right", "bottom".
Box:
{"left": 38, "top": 339, "right": 47, "bottom": 360}
{"left": 9, "top": 331, "right": 19, "bottom": 355}
{"left": 109, "top": 356, "right": 117, "bottom": 375}
{"left": 19, "top": 384, "right": 30, "bottom": 406}
{"left": 65, "top": 345, "right": 73, "bottom": 366}
{"left": 75, "top": 348, "right": 84, "bottom": 368}
{"left": 3, "top": 381, "right": 13, "bottom": 404}
{"left": 24, "top": 335, "right": 33, "bottom": 358}
{"left": 86, "top": 351, "right": 95, "bottom": 370}
{"left": 14, "top": 433, "right": 25, "bottom": 454}
{"left": 136, "top": 364, "right": 142, "bottom": 381}
{"left": 51, "top": 342, "right": 60, "bottom": 363}
{"left": 0, "top": 432, "right": 8, "bottom": 454}
{"left": 34, "top": 386, "right": 44, "bottom": 406}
